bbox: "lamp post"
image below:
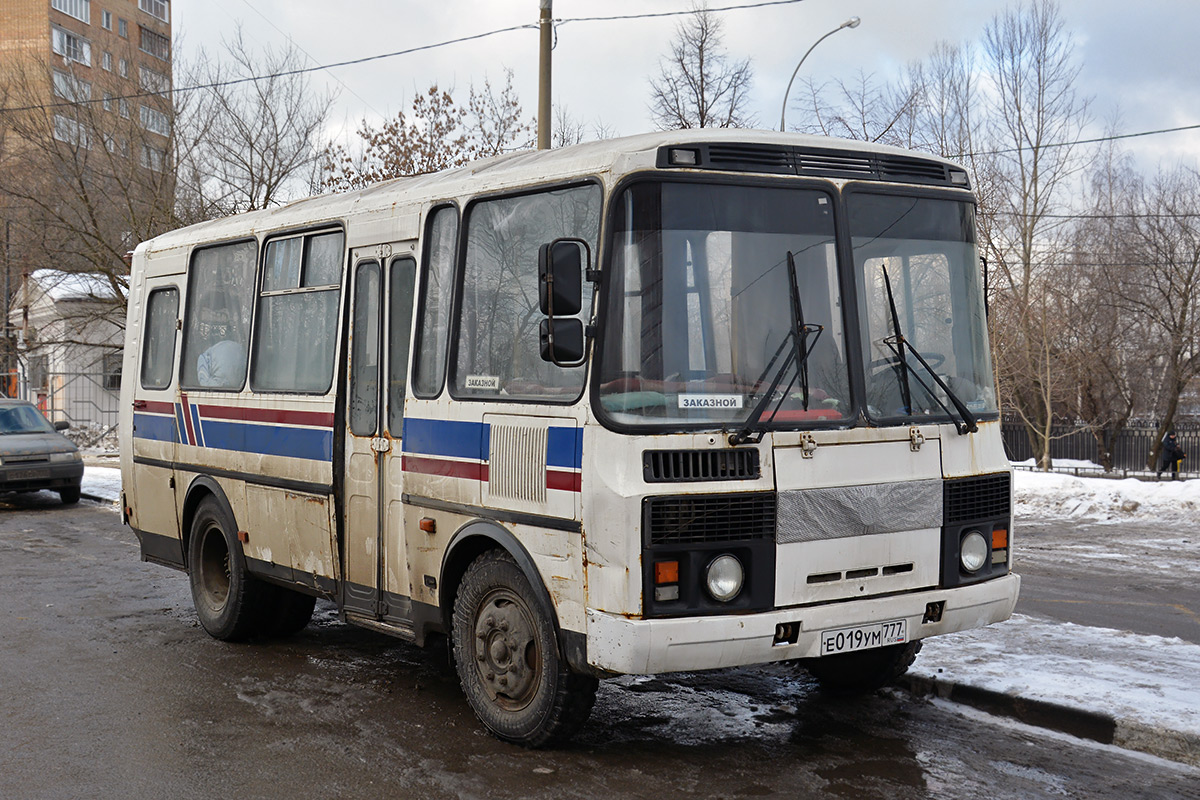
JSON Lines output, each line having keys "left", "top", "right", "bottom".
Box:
{"left": 779, "top": 16, "right": 860, "bottom": 132}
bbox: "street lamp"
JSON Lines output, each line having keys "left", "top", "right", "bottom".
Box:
{"left": 779, "top": 16, "right": 861, "bottom": 132}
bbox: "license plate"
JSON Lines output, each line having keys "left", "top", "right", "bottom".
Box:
{"left": 8, "top": 468, "right": 51, "bottom": 481}
{"left": 820, "top": 619, "right": 907, "bottom": 656}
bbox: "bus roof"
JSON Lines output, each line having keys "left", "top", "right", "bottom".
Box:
{"left": 138, "top": 129, "right": 966, "bottom": 257}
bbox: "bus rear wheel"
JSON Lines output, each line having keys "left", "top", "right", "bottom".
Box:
{"left": 801, "top": 640, "right": 922, "bottom": 694}
{"left": 188, "top": 497, "right": 269, "bottom": 641}
{"left": 452, "top": 550, "right": 597, "bottom": 747}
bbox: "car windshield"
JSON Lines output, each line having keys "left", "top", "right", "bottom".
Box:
{"left": 848, "top": 192, "right": 998, "bottom": 423}
{"left": 597, "top": 181, "right": 851, "bottom": 430}
{"left": 0, "top": 405, "right": 56, "bottom": 435}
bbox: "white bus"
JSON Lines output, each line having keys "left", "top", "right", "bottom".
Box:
{"left": 120, "top": 130, "right": 1018, "bottom": 746}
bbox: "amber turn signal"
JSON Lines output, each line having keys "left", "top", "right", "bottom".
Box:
{"left": 654, "top": 560, "right": 679, "bottom": 585}
{"left": 992, "top": 528, "right": 1008, "bottom": 549}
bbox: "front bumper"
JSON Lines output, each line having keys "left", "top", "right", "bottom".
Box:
{"left": 0, "top": 461, "right": 84, "bottom": 494}
{"left": 585, "top": 573, "right": 1020, "bottom": 675}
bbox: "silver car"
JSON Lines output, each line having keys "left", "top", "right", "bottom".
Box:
{"left": 0, "top": 399, "right": 84, "bottom": 504}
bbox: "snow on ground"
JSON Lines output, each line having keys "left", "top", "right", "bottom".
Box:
{"left": 82, "top": 466, "right": 122, "bottom": 503}
{"left": 911, "top": 614, "right": 1200, "bottom": 740}
{"left": 1015, "top": 466, "right": 1200, "bottom": 524}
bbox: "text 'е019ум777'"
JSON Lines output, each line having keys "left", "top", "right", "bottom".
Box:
{"left": 120, "top": 130, "right": 1018, "bottom": 747}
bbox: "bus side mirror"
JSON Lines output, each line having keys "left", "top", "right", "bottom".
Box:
{"left": 540, "top": 318, "right": 585, "bottom": 365}
{"left": 538, "top": 239, "right": 586, "bottom": 316}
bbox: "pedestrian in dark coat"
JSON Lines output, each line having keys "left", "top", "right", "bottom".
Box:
{"left": 1157, "top": 431, "right": 1186, "bottom": 480}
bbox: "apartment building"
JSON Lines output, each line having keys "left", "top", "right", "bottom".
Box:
{"left": 0, "top": 1, "right": 173, "bottom": 427}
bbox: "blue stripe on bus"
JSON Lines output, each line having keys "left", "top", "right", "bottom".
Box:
{"left": 174, "top": 405, "right": 188, "bottom": 444}
{"left": 200, "top": 419, "right": 333, "bottom": 462}
{"left": 402, "top": 418, "right": 489, "bottom": 461}
{"left": 190, "top": 404, "right": 205, "bottom": 447}
{"left": 547, "top": 426, "right": 582, "bottom": 469}
{"left": 134, "top": 413, "right": 179, "bottom": 443}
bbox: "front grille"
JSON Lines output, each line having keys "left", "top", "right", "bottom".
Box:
{"left": 643, "top": 448, "right": 760, "bottom": 483}
{"left": 645, "top": 493, "right": 776, "bottom": 545}
{"left": 944, "top": 473, "right": 1011, "bottom": 524}
{"left": 3, "top": 454, "right": 50, "bottom": 465}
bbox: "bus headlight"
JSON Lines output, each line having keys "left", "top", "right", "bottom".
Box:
{"left": 960, "top": 531, "right": 989, "bottom": 573}
{"left": 704, "top": 554, "right": 744, "bottom": 602}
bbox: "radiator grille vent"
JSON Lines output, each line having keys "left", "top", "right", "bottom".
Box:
{"left": 659, "top": 143, "right": 962, "bottom": 187}
{"left": 944, "top": 472, "right": 1011, "bottom": 524}
{"left": 645, "top": 493, "right": 776, "bottom": 545}
{"left": 643, "top": 449, "right": 760, "bottom": 483}
{"left": 488, "top": 424, "right": 548, "bottom": 504}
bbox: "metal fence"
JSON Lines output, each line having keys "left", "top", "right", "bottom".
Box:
{"left": 1001, "top": 419, "right": 1197, "bottom": 477}
{"left": 1, "top": 369, "right": 119, "bottom": 447}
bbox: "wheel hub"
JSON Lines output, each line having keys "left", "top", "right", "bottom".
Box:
{"left": 473, "top": 592, "right": 539, "bottom": 708}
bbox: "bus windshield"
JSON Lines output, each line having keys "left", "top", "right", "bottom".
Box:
{"left": 849, "top": 192, "right": 998, "bottom": 424}
{"left": 597, "top": 181, "right": 851, "bottom": 429}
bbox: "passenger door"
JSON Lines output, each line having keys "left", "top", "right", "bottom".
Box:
{"left": 342, "top": 248, "right": 418, "bottom": 620}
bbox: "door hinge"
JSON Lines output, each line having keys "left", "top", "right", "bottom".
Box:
{"left": 909, "top": 427, "right": 925, "bottom": 451}
{"left": 800, "top": 432, "right": 818, "bottom": 459}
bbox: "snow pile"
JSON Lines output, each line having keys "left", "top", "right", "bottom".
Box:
{"left": 911, "top": 614, "right": 1200, "bottom": 745}
{"left": 82, "top": 466, "right": 122, "bottom": 502}
{"left": 1014, "top": 468, "right": 1200, "bottom": 523}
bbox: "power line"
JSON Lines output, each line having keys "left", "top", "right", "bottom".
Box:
{"left": 556, "top": 0, "right": 808, "bottom": 24}
{"left": 0, "top": 23, "right": 535, "bottom": 115}
{"left": 953, "top": 123, "right": 1200, "bottom": 158}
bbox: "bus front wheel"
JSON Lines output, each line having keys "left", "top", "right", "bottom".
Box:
{"left": 452, "top": 550, "right": 597, "bottom": 747}
{"left": 187, "top": 497, "right": 269, "bottom": 641}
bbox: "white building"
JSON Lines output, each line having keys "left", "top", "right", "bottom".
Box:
{"left": 6, "top": 269, "right": 124, "bottom": 430}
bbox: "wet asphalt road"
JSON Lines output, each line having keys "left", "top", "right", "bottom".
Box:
{"left": 1015, "top": 520, "right": 1200, "bottom": 643}
{"left": 2, "top": 495, "right": 1197, "bottom": 800}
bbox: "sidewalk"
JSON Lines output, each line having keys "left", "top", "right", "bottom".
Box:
{"left": 899, "top": 614, "right": 1200, "bottom": 767}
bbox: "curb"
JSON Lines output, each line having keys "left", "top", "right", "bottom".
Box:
{"left": 898, "top": 673, "right": 1200, "bottom": 768}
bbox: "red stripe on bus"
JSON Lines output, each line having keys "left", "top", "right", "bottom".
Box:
{"left": 197, "top": 405, "right": 335, "bottom": 428}
{"left": 180, "top": 394, "right": 197, "bottom": 446}
{"left": 402, "top": 455, "right": 489, "bottom": 482}
{"left": 138, "top": 400, "right": 176, "bottom": 415}
{"left": 546, "top": 470, "right": 582, "bottom": 492}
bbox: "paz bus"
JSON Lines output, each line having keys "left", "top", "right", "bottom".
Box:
{"left": 119, "top": 130, "right": 1018, "bottom": 746}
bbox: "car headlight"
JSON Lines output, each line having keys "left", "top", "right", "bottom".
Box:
{"left": 704, "top": 554, "right": 744, "bottom": 602}
{"left": 960, "top": 530, "right": 989, "bottom": 572}
{"left": 49, "top": 451, "right": 81, "bottom": 462}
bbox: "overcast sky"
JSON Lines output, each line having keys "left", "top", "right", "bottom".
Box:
{"left": 174, "top": 0, "right": 1200, "bottom": 171}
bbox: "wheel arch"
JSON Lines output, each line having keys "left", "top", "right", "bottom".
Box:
{"left": 439, "top": 521, "right": 554, "bottom": 624}
{"left": 179, "top": 475, "right": 237, "bottom": 568}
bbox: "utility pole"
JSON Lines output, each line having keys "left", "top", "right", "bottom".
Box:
{"left": 537, "top": 0, "right": 552, "bottom": 149}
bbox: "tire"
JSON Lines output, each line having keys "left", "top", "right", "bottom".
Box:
{"left": 802, "top": 640, "right": 923, "bottom": 694}
{"left": 187, "top": 496, "right": 270, "bottom": 641}
{"left": 58, "top": 484, "right": 81, "bottom": 505}
{"left": 264, "top": 587, "right": 317, "bottom": 637}
{"left": 452, "top": 550, "right": 598, "bottom": 747}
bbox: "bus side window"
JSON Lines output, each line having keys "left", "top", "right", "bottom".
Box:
{"left": 454, "top": 184, "right": 601, "bottom": 401}
{"left": 180, "top": 241, "right": 257, "bottom": 391}
{"left": 140, "top": 287, "right": 179, "bottom": 390}
{"left": 411, "top": 206, "right": 458, "bottom": 398}
{"left": 251, "top": 230, "right": 344, "bottom": 394}
{"left": 387, "top": 257, "right": 417, "bottom": 436}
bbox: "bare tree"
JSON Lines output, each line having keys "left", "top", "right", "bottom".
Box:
{"left": 978, "top": 0, "right": 1093, "bottom": 470}
{"left": 648, "top": 4, "right": 754, "bottom": 130}
{"left": 794, "top": 69, "right": 923, "bottom": 146}
{"left": 0, "top": 51, "right": 178, "bottom": 323}
{"left": 1115, "top": 166, "right": 1200, "bottom": 466}
{"left": 320, "top": 72, "right": 533, "bottom": 191}
{"left": 176, "top": 28, "right": 333, "bottom": 217}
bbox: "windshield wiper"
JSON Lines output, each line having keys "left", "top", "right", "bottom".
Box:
{"left": 879, "top": 266, "right": 977, "bottom": 435}
{"left": 728, "top": 252, "right": 823, "bottom": 446}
